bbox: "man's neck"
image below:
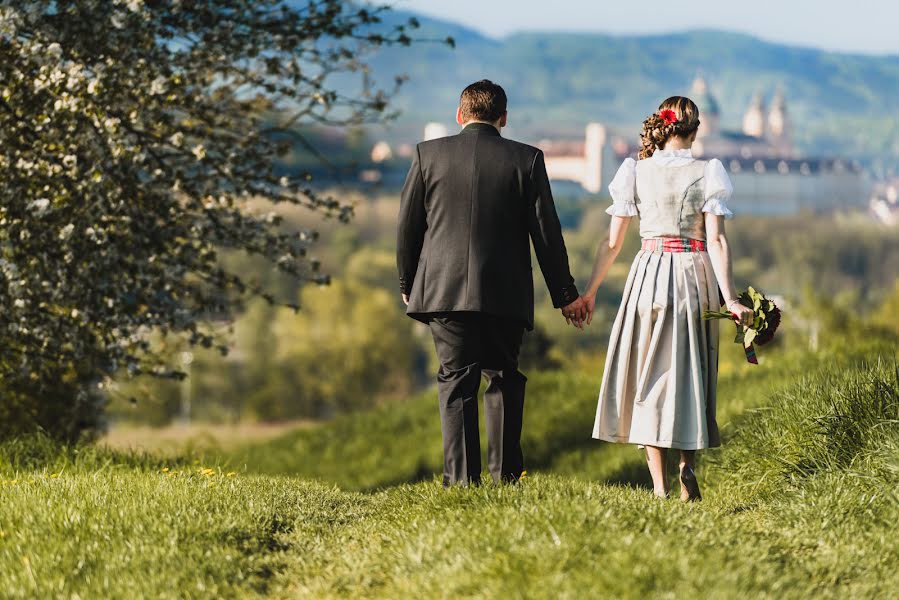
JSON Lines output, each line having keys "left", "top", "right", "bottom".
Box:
{"left": 462, "top": 120, "right": 501, "bottom": 133}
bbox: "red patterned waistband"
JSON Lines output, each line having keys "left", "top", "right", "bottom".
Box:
{"left": 641, "top": 238, "right": 707, "bottom": 253}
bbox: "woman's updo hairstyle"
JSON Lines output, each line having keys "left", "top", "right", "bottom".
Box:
{"left": 639, "top": 96, "right": 701, "bottom": 160}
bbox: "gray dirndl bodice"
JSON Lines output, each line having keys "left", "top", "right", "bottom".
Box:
{"left": 634, "top": 159, "right": 708, "bottom": 241}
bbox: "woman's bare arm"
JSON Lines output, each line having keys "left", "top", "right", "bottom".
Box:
{"left": 583, "top": 215, "right": 631, "bottom": 324}
{"left": 705, "top": 213, "right": 753, "bottom": 327}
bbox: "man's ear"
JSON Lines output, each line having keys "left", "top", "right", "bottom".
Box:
{"left": 499, "top": 112, "right": 508, "bottom": 128}
{"left": 455, "top": 107, "right": 464, "bottom": 126}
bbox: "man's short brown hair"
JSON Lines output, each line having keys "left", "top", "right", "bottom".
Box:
{"left": 459, "top": 80, "right": 507, "bottom": 123}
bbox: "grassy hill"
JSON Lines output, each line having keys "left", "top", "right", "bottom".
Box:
{"left": 365, "top": 12, "right": 899, "bottom": 166}
{"left": 1, "top": 338, "right": 896, "bottom": 597}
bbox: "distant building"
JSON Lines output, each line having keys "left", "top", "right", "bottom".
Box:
{"left": 555, "top": 76, "right": 869, "bottom": 214}
{"left": 869, "top": 179, "right": 899, "bottom": 225}
{"left": 691, "top": 75, "right": 793, "bottom": 160}
{"left": 370, "top": 141, "right": 393, "bottom": 163}
{"left": 685, "top": 74, "right": 867, "bottom": 214}
{"left": 404, "top": 83, "right": 869, "bottom": 215}
{"left": 540, "top": 123, "right": 611, "bottom": 194}
{"left": 423, "top": 122, "right": 449, "bottom": 141}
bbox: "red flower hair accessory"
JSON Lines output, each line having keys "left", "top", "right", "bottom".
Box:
{"left": 659, "top": 109, "right": 679, "bottom": 125}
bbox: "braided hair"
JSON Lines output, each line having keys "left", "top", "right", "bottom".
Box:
{"left": 639, "top": 96, "right": 701, "bottom": 160}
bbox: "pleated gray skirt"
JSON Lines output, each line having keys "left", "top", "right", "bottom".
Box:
{"left": 592, "top": 249, "right": 721, "bottom": 450}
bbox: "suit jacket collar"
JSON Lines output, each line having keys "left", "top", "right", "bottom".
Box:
{"left": 461, "top": 122, "right": 501, "bottom": 136}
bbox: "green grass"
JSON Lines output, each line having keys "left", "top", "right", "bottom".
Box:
{"left": 0, "top": 342, "right": 896, "bottom": 598}
{"left": 223, "top": 338, "right": 895, "bottom": 491}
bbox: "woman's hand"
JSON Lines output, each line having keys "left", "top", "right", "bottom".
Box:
{"left": 729, "top": 301, "right": 754, "bottom": 328}
{"left": 582, "top": 292, "right": 596, "bottom": 325}
{"left": 561, "top": 297, "right": 588, "bottom": 330}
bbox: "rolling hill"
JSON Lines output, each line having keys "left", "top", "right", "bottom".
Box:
{"left": 366, "top": 11, "right": 899, "bottom": 166}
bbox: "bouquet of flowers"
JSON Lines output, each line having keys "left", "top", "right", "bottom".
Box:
{"left": 703, "top": 286, "right": 781, "bottom": 364}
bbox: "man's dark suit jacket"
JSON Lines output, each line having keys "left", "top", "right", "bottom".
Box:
{"left": 396, "top": 122, "right": 578, "bottom": 330}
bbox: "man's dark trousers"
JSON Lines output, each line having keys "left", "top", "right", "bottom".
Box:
{"left": 429, "top": 313, "right": 527, "bottom": 486}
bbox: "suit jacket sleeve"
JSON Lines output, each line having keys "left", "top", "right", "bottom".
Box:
{"left": 396, "top": 145, "right": 427, "bottom": 295}
{"left": 527, "top": 150, "right": 579, "bottom": 308}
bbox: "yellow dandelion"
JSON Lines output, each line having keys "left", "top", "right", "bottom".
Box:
{"left": 161, "top": 467, "right": 170, "bottom": 473}
{"left": 226, "top": 472, "right": 236, "bottom": 477}
{"left": 519, "top": 470, "right": 528, "bottom": 480}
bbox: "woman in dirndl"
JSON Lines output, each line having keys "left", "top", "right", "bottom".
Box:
{"left": 582, "top": 96, "right": 754, "bottom": 501}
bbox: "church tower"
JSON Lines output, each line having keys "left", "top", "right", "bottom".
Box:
{"left": 742, "top": 92, "right": 766, "bottom": 138}
{"left": 767, "top": 88, "right": 793, "bottom": 157}
{"left": 691, "top": 75, "right": 720, "bottom": 139}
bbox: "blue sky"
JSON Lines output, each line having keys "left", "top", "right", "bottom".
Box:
{"left": 396, "top": 0, "right": 898, "bottom": 55}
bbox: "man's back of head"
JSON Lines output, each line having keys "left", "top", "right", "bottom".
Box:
{"left": 457, "top": 80, "right": 508, "bottom": 129}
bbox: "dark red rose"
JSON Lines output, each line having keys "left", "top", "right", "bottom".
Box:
{"left": 659, "top": 109, "right": 678, "bottom": 125}
{"left": 755, "top": 305, "right": 781, "bottom": 346}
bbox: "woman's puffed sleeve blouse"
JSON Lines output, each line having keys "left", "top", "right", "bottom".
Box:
{"left": 702, "top": 158, "right": 734, "bottom": 219}
{"left": 604, "top": 157, "right": 734, "bottom": 219}
{"left": 605, "top": 157, "right": 639, "bottom": 217}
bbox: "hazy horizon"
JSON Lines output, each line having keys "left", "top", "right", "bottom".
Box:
{"left": 397, "top": 0, "right": 899, "bottom": 56}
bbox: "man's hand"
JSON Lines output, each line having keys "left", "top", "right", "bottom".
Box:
{"left": 561, "top": 297, "right": 588, "bottom": 330}
{"left": 402, "top": 293, "right": 410, "bottom": 306}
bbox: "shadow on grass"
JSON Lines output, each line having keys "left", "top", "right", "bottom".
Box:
{"left": 363, "top": 439, "right": 658, "bottom": 493}
{"left": 602, "top": 457, "right": 654, "bottom": 490}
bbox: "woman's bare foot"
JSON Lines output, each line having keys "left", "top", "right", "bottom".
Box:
{"left": 679, "top": 464, "right": 702, "bottom": 502}
{"left": 645, "top": 446, "right": 670, "bottom": 499}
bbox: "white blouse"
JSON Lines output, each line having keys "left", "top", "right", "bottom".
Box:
{"left": 605, "top": 148, "right": 734, "bottom": 219}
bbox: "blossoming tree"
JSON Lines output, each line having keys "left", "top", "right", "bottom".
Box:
{"left": 0, "top": 0, "right": 440, "bottom": 439}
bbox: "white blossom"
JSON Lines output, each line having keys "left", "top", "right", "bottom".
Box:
{"left": 59, "top": 223, "right": 75, "bottom": 240}
{"left": 28, "top": 198, "right": 50, "bottom": 215}
{"left": 149, "top": 76, "right": 167, "bottom": 96}
{"left": 191, "top": 144, "right": 206, "bottom": 161}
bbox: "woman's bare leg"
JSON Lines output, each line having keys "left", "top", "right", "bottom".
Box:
{"left": 679, "top": 450, "right": 701, "bottom": 502}
{"left": 644, "top": 446, "right": 669, "bottom": 498}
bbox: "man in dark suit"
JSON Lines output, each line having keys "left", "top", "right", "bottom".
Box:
{"left": 397, "top": 80, "right": 588, "bottom": 487}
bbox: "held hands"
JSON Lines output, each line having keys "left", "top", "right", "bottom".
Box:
{"left": 561, "top": 294, "right": 595, "bottom": 330}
